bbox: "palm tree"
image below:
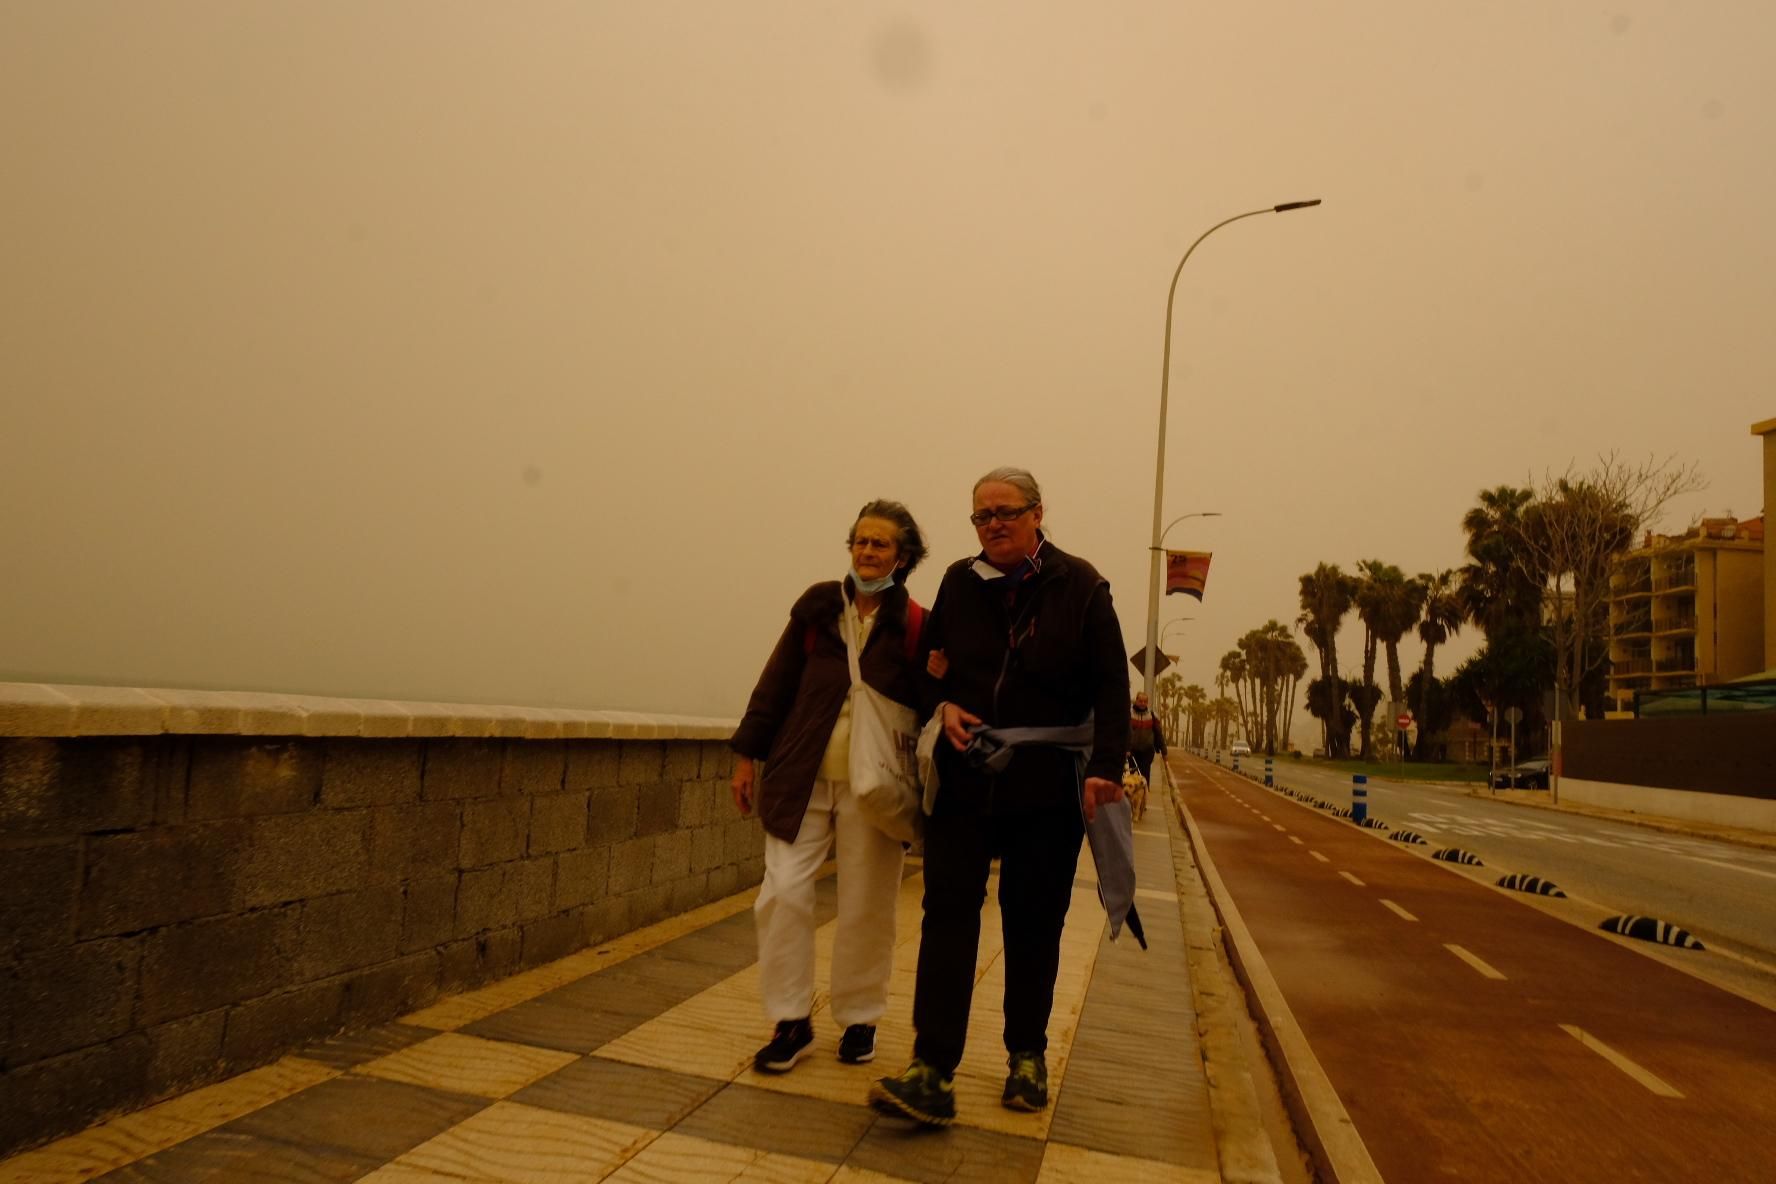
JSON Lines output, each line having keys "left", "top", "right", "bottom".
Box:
{"left": 1342, "top": 564, "right": 1413, "bottom": 759}
{"left": 1154, "top": 671, "right": 1185, "bottom": 743}
{"left": 1182, "top": 683, "right": 1209, "bottom": 748}
{"left": 1355, "top": 559, "right": 1424, "bottom": 758}
{"left": 1297, "top": 564, "right": 1357, "bottom": 757}
{"left": 1219, "top": 649, "right": 1252, "bottom": 747}
{"left": 1459, "top": 486, "right": 1539, "bottom": 638}
{"left": 1210, "top": 696, "right": 1239, "bottom": 750}
{"left": 1413, "top": 569, "right": 1463, "bottom": 758}
{"left": 1278, "top": 637, "right": 1309, "bottom": 754}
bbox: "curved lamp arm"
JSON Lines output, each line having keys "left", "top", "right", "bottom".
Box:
{"left": 1154, "top": 511, "right": 1223, "bottom": 551}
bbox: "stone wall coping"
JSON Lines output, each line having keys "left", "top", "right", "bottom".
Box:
{"left": 0, "top": 682, "right": 739, "bottom": 741}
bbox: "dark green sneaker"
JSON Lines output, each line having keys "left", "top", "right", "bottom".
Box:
{"left": 869, "top": 1059, "right": 956, "bottom": 1126}
{"left": 1001, "top": 1050, "right": 1048, "bottom": 1111}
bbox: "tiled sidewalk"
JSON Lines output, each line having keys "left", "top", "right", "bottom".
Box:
{"left": 1, "top": 795, "right": 1220, "bottom": 1184}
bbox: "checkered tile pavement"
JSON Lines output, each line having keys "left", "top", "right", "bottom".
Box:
{"left": 1, "top": 794, "right": 1219, "bottom": 1183}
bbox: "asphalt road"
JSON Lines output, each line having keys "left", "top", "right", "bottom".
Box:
{"left": 1239, "top": 755, "right": 1776, "bottom": 973}
{"left": 1175, "top": 752, "right": 1776, "bottom": 1183}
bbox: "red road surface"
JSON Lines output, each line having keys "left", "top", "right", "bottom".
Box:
{"left": 1177, "top": 754, "right": 1776, "bottom": 1183}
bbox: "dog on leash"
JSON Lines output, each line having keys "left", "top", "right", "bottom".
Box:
{"left": 1122, "top": 758, "right": 1149, "bottom": 823}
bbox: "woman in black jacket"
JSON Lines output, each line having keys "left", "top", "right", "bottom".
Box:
{"left": 730, "top": 499, "right": 927, "bottom": 1074}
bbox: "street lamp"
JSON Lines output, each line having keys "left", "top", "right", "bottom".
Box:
{"left": 1141, "top": 199, "right": 1322, "bottom": 706}
{"left": 1159, "top": 617, "right": 1195, "bottom": 653}
{"left": 1159, "top": 511, "right": 1222, "bottom": 546}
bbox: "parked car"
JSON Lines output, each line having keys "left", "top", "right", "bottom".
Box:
{"left": 1489, "top": 758, "right": 1551, "bottom": 790}
{"left": 1230, "top": 740, "right": 1252, "bottom": 757}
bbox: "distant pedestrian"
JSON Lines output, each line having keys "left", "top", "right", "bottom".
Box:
{"left": 1128, "top": 691, "right": 1167, "bottom": 786}
{"left": 730, "top": 500, "right": 929, "bottom": 1074}
{"left": 870, "top": 467, "right": 1129, "bottom": 1126}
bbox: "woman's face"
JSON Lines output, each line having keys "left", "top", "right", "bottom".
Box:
{"left": 850, "top": 516, "right": 905, "bottom": 584}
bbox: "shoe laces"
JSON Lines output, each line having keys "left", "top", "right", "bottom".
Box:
{"left": 1009, "top": 1053, "right": 1044, "bottom": 1082}
{"left": 899, "top": 1059, "right": 944, "bottom": 1087}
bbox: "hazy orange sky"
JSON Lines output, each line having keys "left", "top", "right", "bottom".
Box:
{"left": 3, "top": 3, "right": 1771, "bottom": 732}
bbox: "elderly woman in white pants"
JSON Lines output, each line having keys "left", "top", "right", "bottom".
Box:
{"left": 729, "top": 499, "right": 928, "bottom": 1071}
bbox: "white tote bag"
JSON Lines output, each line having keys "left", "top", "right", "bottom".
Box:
{"left": 840, "top": 604, "right": 923, "bottom": 843}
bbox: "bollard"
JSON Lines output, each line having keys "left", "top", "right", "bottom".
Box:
{"left": 1264, "top": 757, "right": 1274, "bottom": 787}
{"left": 1232, "top": 754, "right": 1241, "bottom": 775}
{"left": 1352, "top": 774, "right": 1368, "bottom": 824}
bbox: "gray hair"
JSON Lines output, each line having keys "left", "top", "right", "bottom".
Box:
{"left": 847, "top": 499, "right": 929, "bottom": 582}
{"left": 972, "top": 466, "right": 1042, "bottom": 506}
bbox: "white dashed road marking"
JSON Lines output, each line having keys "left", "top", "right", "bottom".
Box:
{"left": 1560, "top": 1025, "right": 1684, "bottom": 1098}
{"left": 1339, "top": 871, "right": 1365, "bottom": 886}
{"left": 1445, "top": 944, "right": 1506, "bottom": 980}
{"left": 1380, "top": 900, "right": 1418, "bottom": 922}
{"left": 1310, "top": 851, "right": 1330, "bottom": 863}
{"left": 1683, "top": 855, "right": 1776, "bottom": 881}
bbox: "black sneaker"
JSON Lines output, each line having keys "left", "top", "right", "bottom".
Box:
{"left": 869, "top": 1059, "right": 956, "bottom": 1126}
{"left": 1001, "top": 1050, "right": 1048, "bottom": 1111}
{"left": 753, "top": 1018, "right": 813, "bottom": 1073}
{"left": 838, "top": 1024, "right": 876, "bottom": 1064}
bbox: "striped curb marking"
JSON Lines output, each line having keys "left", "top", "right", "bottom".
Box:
{"left": 1389, "top": 830, "right": 1428, "bottom": 845}
{"left": 1497, "top": 873, "right": 1567, "bottom": 898}
{"left": 1432, "top": 847, "right": 1485, "bottom": 866}
{"left": 1599, "top": 915, "right": 1706, "bottom": 950}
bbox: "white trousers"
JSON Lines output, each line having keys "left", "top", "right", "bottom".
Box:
{"left": 755, "top": 779, "right": 905, "bottom": 1027}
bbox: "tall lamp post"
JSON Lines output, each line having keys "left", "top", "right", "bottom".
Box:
{"left": 1141, "top": 199, "right": 1322, "bottom": 706}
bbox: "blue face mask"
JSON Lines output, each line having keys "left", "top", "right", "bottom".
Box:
{"left": 850, "top": 567, "right": 898, "bottom": 596}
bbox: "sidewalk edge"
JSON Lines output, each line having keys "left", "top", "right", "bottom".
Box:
{"left": 1162, "top": 778, "right": 1295, "bottom": 1184}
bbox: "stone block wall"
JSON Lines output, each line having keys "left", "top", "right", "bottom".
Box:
{"left": 0, "top": 685, "right": 753, "bottom": 1157}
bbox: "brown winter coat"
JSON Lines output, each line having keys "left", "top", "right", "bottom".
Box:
{"left": 731, "top": 580, "right": 924, "bottom": 842}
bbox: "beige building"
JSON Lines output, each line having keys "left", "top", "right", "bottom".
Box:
{"left": 1606, "top": 515, "right": 1764, "bottom": 713}
{"left": 1757, "top": 416, "right": 1776, "bottom": 672}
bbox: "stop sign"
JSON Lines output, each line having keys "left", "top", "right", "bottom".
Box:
{"left": 1396, "top": 712, "right": 1413, "bottom": 729}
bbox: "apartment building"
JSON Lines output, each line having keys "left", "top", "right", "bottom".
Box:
{"left": 1756, "top": 416, "right": 1776, "bottom": 671}
{"left": 1606, "top": 516, "right": 1765, "bottom": 712}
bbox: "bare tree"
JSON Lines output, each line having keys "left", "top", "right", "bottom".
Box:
{"left": 1515, "top": 452, "right": 1705, "bottom": 720}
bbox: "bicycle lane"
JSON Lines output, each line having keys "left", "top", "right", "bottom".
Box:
{"left": 1173, "top": 754, "right": 1776, "bottom": 1183}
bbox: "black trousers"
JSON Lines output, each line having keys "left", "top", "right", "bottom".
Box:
{"left": 911, "top": 802, "right": 1085, "bottom": 1075}
{"left": 1130, "top": 750, "right": 1154, "bottom": 783}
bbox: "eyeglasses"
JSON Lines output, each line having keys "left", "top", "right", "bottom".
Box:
{"left": 969, "top": 503, "right": 1039, "bottom": 527}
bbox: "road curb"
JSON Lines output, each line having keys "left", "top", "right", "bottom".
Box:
{"left": 1174, "top": 761, "right": 1385, "bottom": 1184}
{"left": 1159, "top": 777, "right": 1294, "bottom": 1184}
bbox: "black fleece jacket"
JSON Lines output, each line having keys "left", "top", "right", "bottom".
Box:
{"left": 920, "top": 540, "right": 1130, "bottom": 816}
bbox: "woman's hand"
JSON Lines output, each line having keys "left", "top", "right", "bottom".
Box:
{"left": 731, "top": 756, "right": 755, "bottom": 816}
{"left": 941, "top": 701, "right": 982, "bottom": 751}
{"left": 1082, "top": 776, "right": 1124, "bottom": 823}
{"left": 926, "top": 649, "right": 949, "bottom": 679}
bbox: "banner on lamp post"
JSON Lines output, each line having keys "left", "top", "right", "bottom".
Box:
{"left": 1165, "top": 550, "right": 1213, "bottom": 600}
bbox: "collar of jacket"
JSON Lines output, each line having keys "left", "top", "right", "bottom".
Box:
{"left": 789, "top": 578, "right": 909, "bottom": 627}
{"left": 970, "top": 531, "right": 1054, "bottom": 584}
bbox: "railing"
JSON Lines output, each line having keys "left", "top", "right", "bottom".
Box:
{"left": 1654, "top": 613, "right": 1698, "bottom": 633}
{"left": 1612, "top": 614, "right": 1654, "bottom": 637}
{"left": 1653, "top": 568, "right": 1696, "bottom": 592}
{"left": 1657, "top": 651, "right": 1697, "bottom": 674}
{"left": 1612, "top": 656, "right": 1655, "bottom": 676}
